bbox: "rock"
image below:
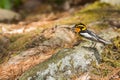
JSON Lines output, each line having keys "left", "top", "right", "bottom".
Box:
{"left": 19, "top": 43, "right": 100, "bottom": 80}
{"left": 101, "top": 0, "right": 120, "bottom": 5}
{"left": 0, "top": 9, "right": 21, "bottom": 22}
{"left": 0, "top": 35, "right": 10, "bottom": 58}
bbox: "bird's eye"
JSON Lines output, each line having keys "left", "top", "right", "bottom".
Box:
{"left": 81, "top": 26, "right": 84, "bottom": 29}
{"left": 81, "top": 26, "right": 86, "bottom": 31}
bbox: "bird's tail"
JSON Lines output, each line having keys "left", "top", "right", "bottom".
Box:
{"left": 99, "top": 38, "right": 112, "bottom": 45}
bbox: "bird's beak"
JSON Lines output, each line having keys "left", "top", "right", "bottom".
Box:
{"left": 62, "top": 24, "right": 75, "bottom": 30}
{"left": 71, "top": 24, "right": 76, "bottom": 32}
{"left": 64, "top": 24, "right": 76, "bottom": 32}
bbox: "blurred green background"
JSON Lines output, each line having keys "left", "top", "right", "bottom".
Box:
{"left": 0, "top": 0, "right": 22, "bottom": 9}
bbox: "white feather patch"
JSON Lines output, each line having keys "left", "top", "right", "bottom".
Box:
{"left": 80, "top": 33, "right": 93, "bottom": 38}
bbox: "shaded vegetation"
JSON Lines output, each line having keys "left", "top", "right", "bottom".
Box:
{"left": 0, "top": 0, "right": 12, "bottom": 9}
{"left": 0, "top": 0, "right": 22, "bottom": 9}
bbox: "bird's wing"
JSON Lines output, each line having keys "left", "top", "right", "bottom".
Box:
{"left": 80, "top": 30, "right": 112, "bottom": 44}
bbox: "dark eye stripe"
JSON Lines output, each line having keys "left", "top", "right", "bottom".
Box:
{"left": 78, "top": 25, "right": 85, "bottom": 28}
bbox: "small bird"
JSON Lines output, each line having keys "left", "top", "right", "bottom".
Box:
{"left": 72, "top": 23, "right": 112, "bottom": 45}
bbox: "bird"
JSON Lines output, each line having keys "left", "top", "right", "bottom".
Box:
{"left": 72, "top": 23, "right": 112, "bottom": 46}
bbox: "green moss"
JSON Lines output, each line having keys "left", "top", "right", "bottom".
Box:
{"left": 103, "top": 57, "right": 120, "bottom": 67}
{"left": 8, "top": 34, "right": 30, "bottom": 51}
{"left": 80, "top": 2, "right": 112, "bottom": 12}
{"left": 92, "top": 67, "right": 111, "bottom": 77}
{"left": 91, "top": 36, "right": 120, "bottom": 77}
{"left": 9, "top": 34, "right": 23, "bottom": 43}
{"left": 0, "top": 28, "right": 44, "bottom": 64}
{"left": 102, "top": 36, "right": 120, "bottom": 67}
{"left": 8, "top": 30, "right": 41, "bottom": 52}
{"left": 73, "top": 1, "right": 120, "bottom": 25}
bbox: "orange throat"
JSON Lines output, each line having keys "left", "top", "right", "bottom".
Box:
{"left": 75, "top": 28, "right": 80, "bottom": 33}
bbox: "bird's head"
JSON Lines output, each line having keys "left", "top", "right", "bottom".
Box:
{"left": 72, "top": 23, "right": 87, "bottom": 33}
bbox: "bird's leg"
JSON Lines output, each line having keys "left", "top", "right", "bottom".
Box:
{"left": 90, "top": 41, "right": 94, "bottom": 47}
{"left": 93, "top": 42, "right": 97, "bottom": 48}
{"left": 90, "top": 41, "right": 97, "bottom": 48}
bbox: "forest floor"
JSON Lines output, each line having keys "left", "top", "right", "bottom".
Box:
{"left": 0, "top": 1, "right": 120, "bottom": 80}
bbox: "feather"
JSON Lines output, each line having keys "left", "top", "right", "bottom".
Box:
{"left": 80, "top": 30, "right": 112, "bottom": 45}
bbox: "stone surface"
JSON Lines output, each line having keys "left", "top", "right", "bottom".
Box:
{"left": 19, "top": 43, "right": 99, "bottom": 80}
{"left": 0, "top": 9, "right": 21, "bottom": 22}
